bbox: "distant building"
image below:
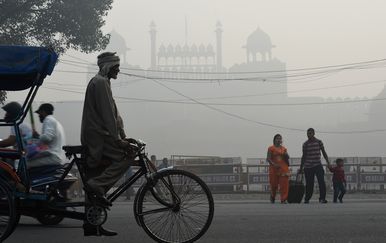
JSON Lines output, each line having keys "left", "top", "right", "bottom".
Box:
{"left": 105, "top": 29, "right": 131, "bottom": 64}
{"left": 86, "top": 29, "right": 141, "bottom": 82}
{"left": 229, "top": 27, "right": 287, "bottom": 99}
{"left": 90, "top": 22, "right": 381, "bottom": 131}
{"left": 149, "top": 21, "right": 226, "bottom": 76}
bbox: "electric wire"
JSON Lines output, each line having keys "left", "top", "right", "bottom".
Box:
{"left": 58, "top": 57, "right": 386, "bottom": 84}
{"left": 119, "top": 73, "right": 386, "bottom": 134}
{"left": 49, "top": 55, "right": 386, "bottom": 133}
{"left": 43, "top": 77, "right": 386, "bottom": 105}
{"left": 62, "top": 53, "right": 386, "bottom": 74}
{"left": 41, "top": 81, "right": 386, "bottom": 134}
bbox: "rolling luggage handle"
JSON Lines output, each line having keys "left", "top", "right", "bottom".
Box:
{"left": 295, "top": 171, "right": 304, "bottom": 183}
{"left": 288, "top": 169, "right": 305, "bottom": 204}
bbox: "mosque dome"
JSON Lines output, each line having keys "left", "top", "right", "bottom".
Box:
{"left": 106, "top": 29, "right": 129, "bottom": 52}
{"left": 105, "top": 29, "right": 130, "bottom": 64}
{"left": 244, "top": 27, "right": 274, "bottom": 53}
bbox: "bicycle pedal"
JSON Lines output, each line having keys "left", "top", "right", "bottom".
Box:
{"left": 84, "top": 187, "right": 112, "bottom": 207}
{"left": 89, "top": 194, "right": 112, "bottom": 208}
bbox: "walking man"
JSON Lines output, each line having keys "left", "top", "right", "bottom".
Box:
{"left": 300, "top": 128, "right": 330, "bottom": 203}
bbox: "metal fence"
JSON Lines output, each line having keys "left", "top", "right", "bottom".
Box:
{"left": 67, "top": 156, "right": 386, "bottom": 197}
{"left": 173, "top": 156, "right": 386, "bottom": 193}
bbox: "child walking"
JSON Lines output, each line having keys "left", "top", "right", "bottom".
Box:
{"left": 328, "top": 158, "right": 346, "bottom": 203}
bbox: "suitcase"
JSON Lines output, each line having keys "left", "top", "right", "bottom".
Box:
{"left": 287, "top": 173, "right": 305, "bottom": 203}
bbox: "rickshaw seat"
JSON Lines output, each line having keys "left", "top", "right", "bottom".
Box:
{"left": 62, "top": 145, "right": 85, "bottom": 155}
{"left": 29, "top": 164, "right": 67, "bottom": 178}
{"left": 0, "top": 148, "right": 21, "bottom": 159}
{"left": 29, "top": 163, "right": 76, "bottom": 189}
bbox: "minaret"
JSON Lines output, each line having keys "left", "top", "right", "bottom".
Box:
{"left": 149, "top": 21, "right": 157, "bottom": 69}
{"left": 215, "top": 21, "right": 223, "bottom": 71}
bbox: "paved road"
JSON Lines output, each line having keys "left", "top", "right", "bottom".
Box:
{"left": 5, "top": 197, "right": 386, "bottom": 243}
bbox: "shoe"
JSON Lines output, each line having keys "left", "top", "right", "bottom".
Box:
{"left": 87, "top": 191, "right": 112, "bottom": 207}
{"left": 304, "top": 200, "right": 309, "bottom": 204}
{"left": 281, "top": 200, "right": 288, "bottom": 204}
{"left": 319, "top": 199, "right": 328, "bottom": 204}
{"left": 339, "top": 199, "right": 343, "bottom": 203}
{"left": 83, "top": 224, "right": 118, "bottom": 236}
{"left": 85, "top": 184, "right": 112, "bottom": 207}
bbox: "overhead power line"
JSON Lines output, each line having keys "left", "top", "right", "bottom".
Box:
{"left": 62, "top": 53, "right": 386, "bottom": 74}
{"left": 41, "top": 84, "right": 386, "bottom": 134}
{"left": 118, "top": 72, "right": 386, "bottom": 134}
{"left": 44, "top": 84, "right": 386, "bottom": 106}
{"left": 59, "top": 56, "right": 386, "bottom": 84}
{"left": 43, "top": 77, "right": 386, "bottom": 104}
{"left": 41, "top": 83, "right": 386, "bottom": 134}
{"left": 58, "top": 60, "right": 386, "bottom": 84}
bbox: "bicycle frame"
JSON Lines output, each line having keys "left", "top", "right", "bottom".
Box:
{"left": 6, "top": 144, "right": 214, "bottom": 243}
{"left": 21, "top": 145, "right": 161, "bottom": 216}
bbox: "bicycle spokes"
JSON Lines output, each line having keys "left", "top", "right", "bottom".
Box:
{"left": 137, "top": 170, "right": 214, "bottom": 243}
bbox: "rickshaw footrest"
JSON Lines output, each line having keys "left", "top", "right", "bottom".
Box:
{"left": 15, "top": 191, "right": 49, "bottom": 201}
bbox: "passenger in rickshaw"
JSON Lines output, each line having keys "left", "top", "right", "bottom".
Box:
{"left": 81, "top": 51, "right": 135, "bottom": 236}
{"left": 28, "top": 103, "right": 66, "bottom": 169}
{"left": 0, "top": 102, "right": 32, "bottom": 167}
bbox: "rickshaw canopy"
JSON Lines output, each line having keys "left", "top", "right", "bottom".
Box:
{"left": 0, "top": 45, "right": 58, "bottom": 91}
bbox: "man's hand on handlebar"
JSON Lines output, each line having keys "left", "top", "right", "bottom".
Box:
{"left": 116, "top": 139, "right": 131, "bottom": 149}
{"left": 117, "top": 138, "right": 141, "bottom": 155}
{"left": 124, "top": 137, "right": 139, "bottom": 145}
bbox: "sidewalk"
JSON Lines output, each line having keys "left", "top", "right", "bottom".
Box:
{"left": 212, "top": 192, "right": 386, "bottom": 203}
{"left": 110, "top": 192, "right": 386, "bottom": 204}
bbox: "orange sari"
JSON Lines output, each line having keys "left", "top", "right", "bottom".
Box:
{"left": 268, "top": 145, "right": 289, "bottom": 202}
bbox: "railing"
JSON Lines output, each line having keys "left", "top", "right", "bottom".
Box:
{"left": 67, "top": 157, "right": 386, "bottom": 197}
{"left": 174, "top": 157, "right": 386, "bottom": 193}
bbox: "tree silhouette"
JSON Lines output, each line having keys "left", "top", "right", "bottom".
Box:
{"left": 0, "top": 0, "right": 114, "bottom": 103}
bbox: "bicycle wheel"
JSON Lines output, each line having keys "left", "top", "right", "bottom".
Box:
{"left": 0, "top": 180, "right": 16, "bottom": 241}
{"left": 137, "top": 169, "right": 214, "bottom": 243}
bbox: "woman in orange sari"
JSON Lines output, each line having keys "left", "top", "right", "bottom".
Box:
{"left": 267, "top": 134, "right": 290, "bottom": 203}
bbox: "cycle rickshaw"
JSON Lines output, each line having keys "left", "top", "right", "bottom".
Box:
{"left": 0, "top": 45, "right": 214, "bottom": 242}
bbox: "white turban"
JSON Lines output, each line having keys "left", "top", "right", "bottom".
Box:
{"left": 97, "top": 52, "right": 120, "bottom": 77}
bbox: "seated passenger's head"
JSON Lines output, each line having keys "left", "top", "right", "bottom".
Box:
{"left": 2, "top": 101, "right": 22, "bottom": 122}
{"left": 35, "top": 103, "right": 54, "bottom": 123}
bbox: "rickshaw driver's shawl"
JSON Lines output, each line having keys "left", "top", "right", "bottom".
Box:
{"left": 81, "top": 51, "right": 126, "bottom": 168}
{"left": 0, "top": 45, "right": 58, "bottom": 91}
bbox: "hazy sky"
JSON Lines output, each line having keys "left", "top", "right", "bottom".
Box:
{"left": 4, "top": 0, "right": 386, "bottom": 158}
{"left": 105, "top": 0, "right": 386, "bottom": 69}
{"left": 101, "top": 0, "right": 386, "bottom": 98}
{"left": 7, "top": 0, "right": 386, "bottom": 102}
